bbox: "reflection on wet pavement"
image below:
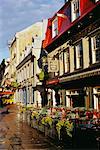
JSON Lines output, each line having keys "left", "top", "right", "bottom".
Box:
{"left": 0, "top": 105, "right": 57, "bottom": 150}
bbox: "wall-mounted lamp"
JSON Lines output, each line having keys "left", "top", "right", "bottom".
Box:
{"left": 68, "top": 30, "right": 70, "bottom": 34}
{"left": 89, "top": 13, "right": 93, "bottom": 19}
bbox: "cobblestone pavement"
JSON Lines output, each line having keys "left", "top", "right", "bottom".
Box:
{"left": 0, "top": 105, "right": 57, "bottom": 150}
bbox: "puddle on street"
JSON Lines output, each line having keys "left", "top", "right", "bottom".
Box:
{"left": 0, "top": 105, "right": 57, "bottom": 150}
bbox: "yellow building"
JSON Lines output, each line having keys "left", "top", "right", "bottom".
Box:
{"left": 9, "top": 20, "right": 47, "bottom": 107}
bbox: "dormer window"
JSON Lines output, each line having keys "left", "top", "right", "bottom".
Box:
{"left": 91, "top": 0, "right": 99, "bottom": 2}
{"left": 52, "top": 17, "right": 58, "bottom": 38}
{"left": 71, "top": 0, "right": 80, "bottom": 22}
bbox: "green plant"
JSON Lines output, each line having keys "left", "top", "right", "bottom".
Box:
{"left": 41, "top": 116, "right": 53, "bottom": 128}
{"left": 56, "top": 119, "right": 73, "bottom": 139}
{"left": 31, "top": 111, "right": 39, "bottom": 120}
{"left": 64, "top": 120, "right": 73, "bottom": 137}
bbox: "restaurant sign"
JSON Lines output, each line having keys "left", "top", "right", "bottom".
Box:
{"left": 48, "top": 58, "right": 58, "bottom": 73}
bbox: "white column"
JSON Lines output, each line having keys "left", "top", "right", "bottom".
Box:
{"left": 93, "top": 88, "right": 98, "bottom": 111}
{"left": 52, "top": 90, "right": 56, "bottom": 107}
{"left": 37, "top": 91, "right": 42, "bottom": 108}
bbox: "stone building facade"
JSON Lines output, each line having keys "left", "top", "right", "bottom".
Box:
{"left": 43, "top": 0, "right": 100, "bottom": 110}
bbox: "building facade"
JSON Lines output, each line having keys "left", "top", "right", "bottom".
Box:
{"left": 9, "top": 20, "right": 47, "bottom": 107}
{"left": 43, "top": 0, "right": 100, "bottom": 110}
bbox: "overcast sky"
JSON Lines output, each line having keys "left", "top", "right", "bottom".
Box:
{"left": 0, "top": 0, "right": 64, "bottom": 63}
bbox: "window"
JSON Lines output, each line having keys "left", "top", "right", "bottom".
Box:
{"left": 91, "top": 0, "right": 99, "bottom": 2}
{"left": 74, "top": 41, "right": 83, "bottom": 69}
{"left": 54, "top": 54, "right": 59, "bottom": 77}
{"left": 64, "top": 48, "right": 70, "bottom": 73}
{"left": 52, "top": 18, "right": 58, "bottom": 38}
{"left": 27, "top": 64, "right": 29, "bottom": 79}
{"left": 24, "top": 66, "right": 27, "bottom": 80}
{"left": 71, "top": 0, "right": 80, "bottom": 22}
{"left": 95, "top": 0, "right": 99, "bottom": 2}
{"left": 93, "top": 88, "right": 100, "bottom": 111}
{"left": 91, "top": 33, "right": 100, "bottom": 63}
{"left": 59, "top": 51, "right": 64, "bottom": 76}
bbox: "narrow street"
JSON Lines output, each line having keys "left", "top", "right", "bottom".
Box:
{"left": 0, "top": 105, "right": 57, "bottom": 150}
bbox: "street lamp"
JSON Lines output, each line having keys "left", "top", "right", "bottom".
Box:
{"left": 0, "top": 86, "right": 3, "bottom": 108}
{"left": 41, "top": 56, "right": 48, "bottom": 107}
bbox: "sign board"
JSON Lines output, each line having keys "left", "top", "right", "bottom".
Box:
{"left": 48, "top": 58, "right": 58, "bottom": 73}
{"left": 46, "top": 79, "right": 59, "bottom": 85}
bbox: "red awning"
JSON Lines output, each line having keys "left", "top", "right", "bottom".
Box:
{"left": 46, "top": 79, "right": 59, "bottom": 85}
{"left": 0, "top": 91, "right": 14, "bottom": 95}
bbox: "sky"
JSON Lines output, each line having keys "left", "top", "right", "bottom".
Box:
{"left": 0, "top": 0, "right": 64, "bottom": 63}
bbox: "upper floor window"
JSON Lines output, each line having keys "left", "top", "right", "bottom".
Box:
{"left": 94, "top": 0, "right": 99, "bottom": 2}
{"left": 74, "top": 41, "right": 83, "bottom": 69}
{"left": 27, "top": 64, "right": 30, "bottom": 79}
{"left": 54, "top": 54, "right": 59, "bottom": 77}
{"left": 52, "top": 17, "right": 58, "bottom": 38}
{"left": 91, "top": 33, "right": 100, "bottom": 63}
{"left": 64, "top": 48, "right": 70, "bottom": 73}
{"left": 59, "top": 51, "right": 64, "bottom": 76}
{"left": 71, "top": 0, "right": 80, "bottom": 22}
{"left": 59, "top": 47, "right": 70, "bottom": 76}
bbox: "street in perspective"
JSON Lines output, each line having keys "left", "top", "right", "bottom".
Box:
{"left": 0, "top": 0, "right": 100, "bottom": 149}
{"left": 0, "top": 104, "right": 57, "bottom": 150}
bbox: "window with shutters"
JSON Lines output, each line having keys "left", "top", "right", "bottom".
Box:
{"left": 64, "top": 48, "right": 70, "bottom": 73}
{"left": 91, "top": 33, "right": 100, "bottom": 63}
{"left": 74, "top": 41, "right": 83, "bottom": 69}
{"left": 59, "top": 51, "right": 64, "bottom": 76}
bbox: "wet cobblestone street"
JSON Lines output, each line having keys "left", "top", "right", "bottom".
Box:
{"left": 0, "top": 105, "right": 57, "bottom": 150}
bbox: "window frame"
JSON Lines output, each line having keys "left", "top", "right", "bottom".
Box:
{"left": 71, "top": 0, "right": 80, "bottom": 22}
{"left": 52, "top": 17, "right": 58, "bottom": 38}
{"left": 59, "top": 51, "right": 64, "bottom": 76}
{"left": 74, "top": 40, "right": 83, "bottom": 69}
{"left": 91, "top": 33, "right": 100, "bottom": 64}
{"left": 63, "top": 47, "right": 70, "bottom": 73}
{"left": 54, "top": 54, "right": 59, "bottom": 77}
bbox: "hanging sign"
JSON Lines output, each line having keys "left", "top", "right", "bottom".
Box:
{"left": 48, "top": 58, "right": 58, "bottom": 73}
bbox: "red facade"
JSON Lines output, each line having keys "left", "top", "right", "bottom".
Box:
{"left": 43, "top": 0, "right": 99, "bottom": 49}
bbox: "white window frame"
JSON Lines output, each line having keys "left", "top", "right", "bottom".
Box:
{"left": 75, "top": 41, "right": 83, "bottom": 69}
{"left": 93, "top": 88, "right": 99, "bottom": 111}
{"left": 66, "top": 91, "right": 71, "bottom": 107}
{"left": 91, "top": 33, "right": 100, "bottom": 64}
{"left": 59, "top": 51, "right": 64, "bottom": 76}
{"left": 64, "top": 48, "right": 70, "bottom": 73}
{"left": 71, "top": 0, "right": 80, "bottom": 22}
{"left": 52, "top": 17, "right": 58, "bottom": 38}
{"left": 24, "top": 66, "right": 27, "bottom": 80}
{"left": 27, "top": 64, "right": 29, "bottom": 79}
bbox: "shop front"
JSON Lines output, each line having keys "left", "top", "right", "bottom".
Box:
{"left": 59, "top": 68, "right": 100, "bottom": 110}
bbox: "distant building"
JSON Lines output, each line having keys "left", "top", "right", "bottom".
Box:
{"left": 9, "top": 20, "right": 47, "bottom": 107}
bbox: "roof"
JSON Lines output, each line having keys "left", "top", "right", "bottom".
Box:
{"left": 43, "top": 1, "right": 100, "bottom": 49}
